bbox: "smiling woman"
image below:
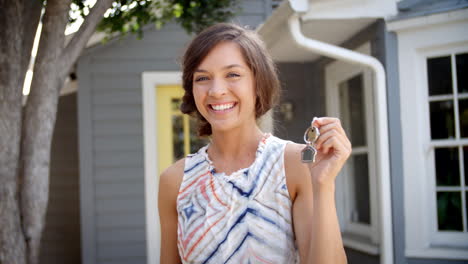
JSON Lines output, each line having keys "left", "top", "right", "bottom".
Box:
{"left": 158, "top": 23, "right": 350, "bottom": 264}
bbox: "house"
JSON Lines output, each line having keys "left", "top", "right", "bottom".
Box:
{"left": 42, "top": 0, "right": 468, "bottom": 263}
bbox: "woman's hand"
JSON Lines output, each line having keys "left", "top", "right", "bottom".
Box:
{"left": 307, "top": 117, "right": 352, "bottom": 190}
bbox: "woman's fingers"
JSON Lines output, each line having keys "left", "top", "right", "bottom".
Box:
{"left": 315, "top": 129, "right": 350, "bottom": 154}
{"left": 312, "top": 117, "right": 352, "bottom": 154}
{"left": 314, "top": 121, "right": 347, "bottom": 138}
{"left": 320, "top": 135, "right": 351, "bottom": 158}
{"left": 312, "top": 117, "right": 341, "bottom": 128}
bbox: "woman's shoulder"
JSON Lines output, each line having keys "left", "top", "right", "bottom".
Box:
{"left": 283, "top": 141, "right": 309, "bottom": 174}
{"left": 159, "top": 158, "right": 186, "bottom": 196}
{"left": 282, "top": 141, "right": 311, "bottom": 200}
{"left": 267, "top": 135, "right": 306, "bottom": 162}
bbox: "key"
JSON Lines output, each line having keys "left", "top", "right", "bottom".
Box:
{"left": 301, "top": 121, "right": 320, "bottom": 163}
{"left": 306, "top": 126, "right": 319, "bottom": 143}
{"left": 301, "top": 145, "right": 317, "bottom": 163}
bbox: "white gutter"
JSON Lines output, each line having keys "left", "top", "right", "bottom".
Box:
{"left": 287, "top": 6, "right": 393, "bottom": 264}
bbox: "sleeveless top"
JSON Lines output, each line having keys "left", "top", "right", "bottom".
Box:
{"left": 176, "top": 134, "right": 300, "bottom": 264}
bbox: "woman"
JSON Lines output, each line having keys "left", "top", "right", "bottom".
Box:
{"left": 158, "top": 23, "right": 350, "bottom": 264}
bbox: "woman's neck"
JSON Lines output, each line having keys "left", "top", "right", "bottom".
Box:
{"left": 208, "top": 124, "right": 264, "bottom": 174}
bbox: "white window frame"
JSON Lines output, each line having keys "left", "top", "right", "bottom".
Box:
{"left": 424, "top": 49, "right": 468, "bottom": 246}
{"left": 388, "top": 8, "right": 468, "bottom": 260}
{"left": 325, "top": 42, "right": 380, "bottom": 255}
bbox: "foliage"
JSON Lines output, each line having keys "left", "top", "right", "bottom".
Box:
{"left": 70, "top": 0, "right": 240, "bottom": 40}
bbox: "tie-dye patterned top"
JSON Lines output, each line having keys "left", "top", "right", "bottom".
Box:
{"left": 177, "top": 134, "right": 300, "bottom": 264}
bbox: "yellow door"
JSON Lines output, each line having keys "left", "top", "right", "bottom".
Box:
{"left": 156, "top": 85, "right": 209, "bottom": 175}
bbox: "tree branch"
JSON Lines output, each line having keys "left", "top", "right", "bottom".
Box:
{"left": 61, "top": 0, "right": 114, "bottom": 74}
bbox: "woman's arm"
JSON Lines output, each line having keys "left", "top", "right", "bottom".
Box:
{"left": 158, "top": 159, "right": 185, "bottom": 264}
{"left": 285, "top": 117, "right": 350, "bottom": 264}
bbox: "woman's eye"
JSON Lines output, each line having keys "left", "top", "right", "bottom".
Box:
{"left": 195, "top": 76, "right": 209, "bottom": 82}
{"left": 227, "top": 73, "right": 240, "bottom": 78}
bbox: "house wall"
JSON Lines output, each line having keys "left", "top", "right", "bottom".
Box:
{"left": 40, "top": 92, "right": 81, "bottom": 264}
{"left": 77, "top": 1, "right": 273, "bottom": 264}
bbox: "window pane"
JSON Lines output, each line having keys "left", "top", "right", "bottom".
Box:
{"left": 349, "top": 154, "right": 371, "bottom": 225}
{"left": 339, "top": 74, "right": 367, "bottom": 147}
{"left": 456, "top": 53, "right": 468, "bottom": 93}
{"left": 435, "top": 147, "right": 460, "bottom": 186}
{"left": 427, "top": 56, "right": 453, "bottom": 96}
{"left": 172, "top": 115, "right": 184, "bottom": 162}
{"left": 464, "top": 146, "right": 468, "bottom": 187}
{"left": 171, "top": 98, "right": 181, "bottom": 112}
{"left": 189, "top": 117, "right": 210, "bottom": 153}
{"left": 430, "top": 100, "right": 455, "bottom": 139}
{"left": 437, "top": 192, "right": 463, "bottom": 231}
{"left": 459, "top": 99, "right": 468, "bottom": 138}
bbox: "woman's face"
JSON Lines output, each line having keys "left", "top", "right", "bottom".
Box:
{"left": 192, "top": 41, "right": 256, "bottom": 133}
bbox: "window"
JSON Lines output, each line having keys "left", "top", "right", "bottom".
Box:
{"left": 391, "top": 8, "right": 468, "bottom": 258}
{"left": 325, "top": 43, "right": 380, "bottom": 254}
{"left": 426, "top": 53, "right": 468, "bottom": 241}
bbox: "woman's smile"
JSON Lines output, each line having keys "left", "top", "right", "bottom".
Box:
{"left": 208, "top": 102, "right": 238, "bottom": 112}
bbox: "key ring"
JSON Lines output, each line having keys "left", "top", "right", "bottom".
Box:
{"left": 301, "top": 118, "right": 320, "bottom": 163}
{"left": 303, "top": 125, "right": 320, "bottom": 145}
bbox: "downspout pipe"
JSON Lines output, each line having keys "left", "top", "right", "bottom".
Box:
{"left": 287, "top": 13, "right": 393, "bottom": 264}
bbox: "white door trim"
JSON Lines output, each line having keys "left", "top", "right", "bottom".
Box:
{"left": 325, "top": 42, "right": 381, "bottom": 255}
{"left": 141, "top": 71, "right": 182, "bottom": 264}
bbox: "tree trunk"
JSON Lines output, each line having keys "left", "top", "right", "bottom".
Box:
{"left": 0, "top": 1, "right": 28, "bottom": 264}
{"left": 1, "top": 0, "right": 113, "bottom": 262}
{"left": 20, "top": 1, "right": 71, "bottom": 263}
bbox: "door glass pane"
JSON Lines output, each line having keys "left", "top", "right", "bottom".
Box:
{"left": 435, "top": 147, "right": 460, "bottom": 186}
{"left": 459, "top": 99, "right": 468, "bottom": 138}
{"left": 456, "top": 53, "right": 468, "bottom": 93}
{"left": 437, "top": 191, "right": 463, "bottom": 231}
{"left": 466, "top": 192, "right": 468, "bottom": 229}
{"left": 189, "top": 117, "right": 210, "bottom": 153}
{"left": 349, "top": 154, "right": 371, "bottom": 225}
{"left": 427, "top": 56, "right": 453, "bottom": 96}
{"left": 465, "top": 146, "right": 468, "bottom": 187}
{"left": 430, "top": 100, "right": 455, "bottom": 139}
{"left": 172, "top": 115, "right": 184, "bottom": 162}
{"left": 171, "top": 98, "right": 181, "bottom": 112}
{"left": 339, "top": 74, "right": 367, "bottom": 147}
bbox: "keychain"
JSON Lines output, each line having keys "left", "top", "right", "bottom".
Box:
{"left": 301, "top": 118, "right": 320, "bottom": 163}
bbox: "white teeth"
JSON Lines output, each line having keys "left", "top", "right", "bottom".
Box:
{"left": 211, "top": 103, "right": 235, "bottom": 111}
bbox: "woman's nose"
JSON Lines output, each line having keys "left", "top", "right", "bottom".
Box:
{"left": 208, "top": 79, "right": 227, "bottom": 97}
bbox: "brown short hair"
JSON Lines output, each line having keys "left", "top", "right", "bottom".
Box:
{"left": 180, "top": 23, "right": 280, "bottom": 136}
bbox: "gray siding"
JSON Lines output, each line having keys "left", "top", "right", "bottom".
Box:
{"left": 77, "top": 1, "right": 272, "bottom": 263}
{"left": 393, "top": 0, "right": 468, "bottom": 21}
{"left": 40, "top": 93, "right": 81, "bottom": 264}
{"left": 381, "top": 22, "right": 407, "bottom": 264}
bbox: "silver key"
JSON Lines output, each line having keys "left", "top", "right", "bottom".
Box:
{"left": 301, "top": 124, "right": 320, "bottom": 163}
